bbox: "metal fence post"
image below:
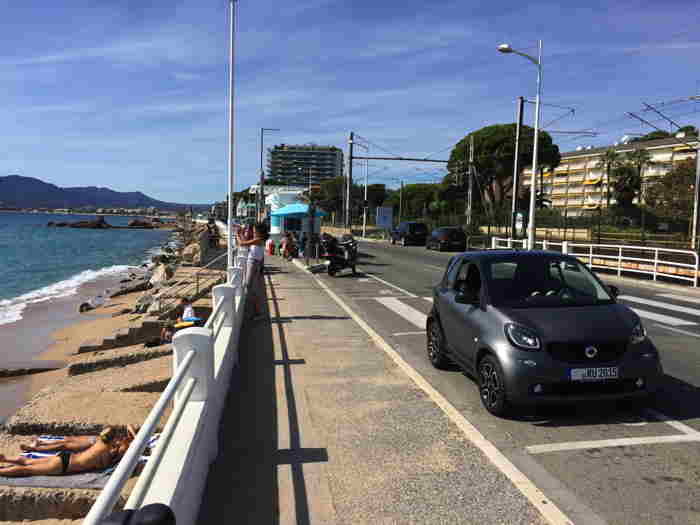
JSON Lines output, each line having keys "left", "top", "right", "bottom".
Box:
{"left": 562, "top": 241, "right": 569, "bottom": 254}
{"left": 653, "top": 248, "right": 659, "bottom": 281}
{"left": 617, "top": 247, "right": 622, "bottom": 277}
{"left": 542, "top": 240, "right": 548, "bottom": 252}
{"left": 491, "top": 237, "right": 497, "bottom": 250}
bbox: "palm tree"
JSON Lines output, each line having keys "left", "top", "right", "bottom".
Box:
{"left": 595, "top": 148, "right": 621, "bottom": 208}
{"left": 624, "top": 148, "right": 655, "bottom": 241}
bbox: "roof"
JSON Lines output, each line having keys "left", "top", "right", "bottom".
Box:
{"left": 458, "top": 250, "right": 578, "bottom": 260}
{"left": 270, "top": 203, "right": 327, "bottom": 217}
{"left": 561, "top": 136, "right": 699, "bottom": 158}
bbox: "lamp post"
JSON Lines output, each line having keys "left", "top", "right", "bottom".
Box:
{"left": 259, "top": 127, "right": 280, "bottom": 221}
{"left": 226, "top": 0, "right": 237, "bottom": 276}
{"left": 499, "top": 40, "right": 542, "bottom": 250}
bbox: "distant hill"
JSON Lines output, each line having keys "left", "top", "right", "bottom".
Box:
{"left": 0, "top": 175, "right": 211, "bottom": 210}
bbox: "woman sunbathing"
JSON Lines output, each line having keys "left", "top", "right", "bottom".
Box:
{"left": 0, "top": 426, "right": 137, "bottom": 477}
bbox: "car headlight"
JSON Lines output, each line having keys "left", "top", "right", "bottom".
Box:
{"left": 505, "top": 324, "right": 541, "bottom": 351}
{"left": 630, "top": 321, "right": 647, "bottom": 344}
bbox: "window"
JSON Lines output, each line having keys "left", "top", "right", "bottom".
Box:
{"left": 446, "top": 257, "right": 467, "bottom": 288}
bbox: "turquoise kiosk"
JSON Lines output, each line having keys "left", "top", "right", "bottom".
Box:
{"left": 270, "top": 203, "right": 326, "bottom": 241}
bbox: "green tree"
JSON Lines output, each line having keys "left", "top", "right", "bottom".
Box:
{"left": 624, "top": 148, "right": 655, "bottom": 209}
{"left": 448, "top": 124, "right": 560, "bottom": 218}
{"left": 610, "top": 165, "right": 640, "bottom": 209}
{"left": 678, "top": 125, "right": 699, "bottom": 136}
{"left": 644, "top": 159, "right": 695, "bottom": 223}
{"left": 595, "top": 148, "right": 622, "bottom": 208}
{"left": 629, "top": 130, "right": 671, "bottom": 143}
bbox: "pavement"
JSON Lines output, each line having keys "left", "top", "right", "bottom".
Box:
{"left": 196, "top": 255, "right": 550, "bottom": 525}
{"left": 307, "top": 240, "right": 700, "bottom": 525}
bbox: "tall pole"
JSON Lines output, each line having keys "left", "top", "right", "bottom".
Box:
{"left": 511, "top": 96, "right": 524, "bottom": 238}
{"left": 226, "top": 0, "right": 237, "bottom": 274}
{"left": 692, "top": 147, "right": 700, "bottom": 251}
{"left": 259, "top": 128, "right": 263, "bottom": 221}
{"left": 347, "top": 132, "right": 354, "bottom": 230}
{"left": 527, "top": 40, "right": 543, "bottom": 250}
{"left": 467, "top": 135, "right": 474, "bottom": 227}
{"left": 362, "top": 158, "right": 368, "bottom": 238}
{"left": 399, "top": 180, "right": 404, "bottom": 223}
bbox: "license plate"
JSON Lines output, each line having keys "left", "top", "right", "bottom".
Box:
{"left": 570, "top": 367, "right": 618, "bottom": 381}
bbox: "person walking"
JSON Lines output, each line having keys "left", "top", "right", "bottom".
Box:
{"left": 236, "top": 222, "right": 268, "bottom": 322}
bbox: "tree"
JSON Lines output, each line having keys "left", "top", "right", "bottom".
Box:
{"left": 447, "top": 124, "right": 560, "bottom": 218}
{"left": 610, "top": 165, "right": 640, "bottom": 210}
{"left": 595, "top": 148, "right": 622, "bottom": 208}
{"left": 624, "top": 148, "right": 655, "bottom": 208}
{"left": 644, "top": 159, "right": 695, "bottom": 223}
{"left": 678, "top": 125, "right": 699, "bottom": 136}
{"left": 629, "top": 130, "right": 672, "bottom": 143}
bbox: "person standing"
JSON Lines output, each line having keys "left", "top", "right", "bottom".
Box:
{"left": 236, "top": 222, "right": 268, "bottom": 321}
{"left": 299, "top": 231, "right": 307, "bottom": 258}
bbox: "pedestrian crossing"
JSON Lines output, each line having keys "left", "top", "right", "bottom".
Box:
{"left": 368, "top": 292, "right": 700, "bottom": 335}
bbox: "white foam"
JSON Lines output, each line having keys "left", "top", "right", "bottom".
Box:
{"left": 0, "top": 265, "right": 132, "bottom": 326}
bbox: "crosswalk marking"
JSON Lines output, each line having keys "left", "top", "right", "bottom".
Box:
{"left": 619, "top": 295, "right": 700, "bottom": 318}
{"left": 658, "top": 293, "right": 700, "bottom": 306}
{"left": 627, "top": 307, "right": 695, "bottom": 327}
{"left": 375, "top": 297, "right": 426, "bottom": 329}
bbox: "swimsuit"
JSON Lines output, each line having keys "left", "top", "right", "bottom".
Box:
{"left": 57, "top": 450, "right": 70, "bottom": 474}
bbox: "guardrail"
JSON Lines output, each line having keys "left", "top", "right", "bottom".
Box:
{"left": 491, "top": 237, "right": 699, "bottom": 287}
{"left": 86, "top": 246, "right": 249, "bottom": 524}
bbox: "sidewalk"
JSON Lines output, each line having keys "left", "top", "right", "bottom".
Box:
{"left": 196, "top": 256, "right": 547, "bottom": 525}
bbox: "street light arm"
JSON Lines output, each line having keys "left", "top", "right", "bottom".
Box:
{"left": 510, "top": 49, "right": 540, "bottom": 67}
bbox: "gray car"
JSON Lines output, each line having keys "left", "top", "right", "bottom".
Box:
{"left": 427, "top": 250, "right": 663, "bottom": 417}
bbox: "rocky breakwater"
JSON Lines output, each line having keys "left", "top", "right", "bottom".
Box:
{"left": 47, "top": 217, "right": 169, "bottom": 230}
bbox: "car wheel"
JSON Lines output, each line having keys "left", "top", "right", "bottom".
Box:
{"left": 427, "top": 317, "right": 450, "bottom": 370}
{"left": 391, "top": 238, "right": 396, "bottom": 245}
{"left": 478, "top": 355, "right": 509, "bottom": 417}
{"left": 351, "top": 265, "right": 357, "bottom": 275}
{"left": 426, "top": 242, "right": 431, "bottom": 250}
{"left": 328, "top": 265, "right": 337, "bottom": 277}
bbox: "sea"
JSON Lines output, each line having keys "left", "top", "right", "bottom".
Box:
{"left": 0, "top": 212, "right": 175, "bottom": 423}
{"left": 0, "top": 212, "right": 173, "bottom": 326}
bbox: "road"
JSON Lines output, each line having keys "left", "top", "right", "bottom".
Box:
{"left": 315, "top": 240, "right": 700, "bottom": 525}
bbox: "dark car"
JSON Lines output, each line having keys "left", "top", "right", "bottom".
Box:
{"left": 391, "top": 222, "right": 428, "bottom": 246}
{"left": 426, "top": 227, "right": 467, "bottom": 252}
{"left": 426, "top": 250, "right": 662, "bottom": 417}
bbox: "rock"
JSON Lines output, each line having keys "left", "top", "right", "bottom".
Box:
{"left": 128, "top": 219, "right": 154, "bottom": 229}
{"left": 149, "top": 264, "right": 174, "bottom": 287}
{"left": 79, "top": 302, "right": 94, "bottom": 313}
{"left": 69, "top": 216, "right": 111, "bottom": 229}
{"left": 181, "top": 243, "right": 201, "bottom": 265}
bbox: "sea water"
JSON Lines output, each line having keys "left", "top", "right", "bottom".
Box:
{"left": 0, "top": 212, "right": 173, "bottom": 326}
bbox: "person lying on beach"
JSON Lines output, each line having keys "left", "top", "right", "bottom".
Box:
{"left": 0, "top": 426, "right": 137, "bottom": 477}
{"left": 176, "top": 297, "right": 195, "bottom": 324}
{"left": 19, "top": 425, "right": 138, "bottom": 453}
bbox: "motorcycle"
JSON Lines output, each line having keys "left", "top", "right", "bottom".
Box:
{"left": 320, "top": 233, "right": 358, "bottom": 277}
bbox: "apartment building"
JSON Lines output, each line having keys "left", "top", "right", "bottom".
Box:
{"left": 522, "top": 134, "right": 698, "bottom": 216}
{"left": 267, "top": 144, "right": 343, "bottom": 186}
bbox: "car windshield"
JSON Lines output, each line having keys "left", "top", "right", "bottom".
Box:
{"left": 483, "top": 255, "right": 613, "bottom": 308}
{"left": 409, "top": 223, "right": 427, "bottom": 233}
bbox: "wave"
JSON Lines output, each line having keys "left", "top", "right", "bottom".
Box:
{"left": 0, "top": 265, "right": 135, "bottom": 326}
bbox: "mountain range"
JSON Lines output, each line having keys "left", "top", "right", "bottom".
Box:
{"left": 0, "top": 175, "right": 211, "bottom": 210}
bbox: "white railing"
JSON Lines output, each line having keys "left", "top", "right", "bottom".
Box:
{"left": 85, "top": 249, "right": 249, "bottom": 524}
{"left": 491, "top": 237, "right": 699, "bottom": 287}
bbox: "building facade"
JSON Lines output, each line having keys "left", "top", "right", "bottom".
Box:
{"left": 522, "top": 134, "right": 698, "bottom": 216}
{"left": 267, "top": 144, "right": 343, "bottom": 186}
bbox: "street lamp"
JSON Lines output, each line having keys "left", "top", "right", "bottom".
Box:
{"left": 226, "top": 0, "right": 238, "bottom": 277}
{"left": 499, "top": 40, "right": 543, "bottom": 250}
{"left": 259, "top": 127, "right": 280, "bottom": 221}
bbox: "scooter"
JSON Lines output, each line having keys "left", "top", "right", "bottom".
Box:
{"left": 320, "top": 233, "right": 358, "bottom": 276}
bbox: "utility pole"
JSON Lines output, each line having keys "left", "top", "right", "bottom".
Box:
{"left": 362, "top": 158, "right": 368, "bottom": 238}
{"left": 399, "top": 180, "right": 404, "bottom": 223}
{"left": 511, "top": 96, "right": 524, "bottom": 237}
{"left": 466, "top": 135, "right": 474, "bottom": 227}
{"left": 347, "top": 132, "right": 354, "bottom": 230}
{"left": 693, "top": 153, "right": 700, "bottom": 251}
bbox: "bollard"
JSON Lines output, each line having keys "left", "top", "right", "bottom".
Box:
{"left": 172, "top": 327, "right": 213, "bottom": 405}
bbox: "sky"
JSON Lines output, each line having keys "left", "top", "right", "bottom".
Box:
{"left": 1, "top": 0, "right": 699, "bottom": 204}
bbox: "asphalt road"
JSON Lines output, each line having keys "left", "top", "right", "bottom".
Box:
{"left": 314, "top": 240, "right": 700, "bottom": 525}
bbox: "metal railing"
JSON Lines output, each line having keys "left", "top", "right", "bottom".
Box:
{"left": 492, "top": 237, "right": 699, "bottom": 287}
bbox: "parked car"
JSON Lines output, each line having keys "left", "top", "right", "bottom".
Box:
{"left": 426, "top": 227, "right": 467, "bottom": 252}
{"left": 426, "top": 250, "right": 662, "bottom": 417}
{"left": 391, "top": 222, "right": 428, "bottom": 246}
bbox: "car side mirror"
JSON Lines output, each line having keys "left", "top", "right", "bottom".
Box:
{"left": 608, "top": 285, "right": 620, "bottom": 298}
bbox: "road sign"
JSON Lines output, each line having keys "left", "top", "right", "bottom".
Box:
{"left": 376, "top": 207, "right": 393, "bottom": 229}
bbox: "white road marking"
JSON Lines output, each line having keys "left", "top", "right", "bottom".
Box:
{"left": 658, "top": 293, "right": 700, "bottom": 305}
{"left": 363, "top": 272, "right": 417, "bottom": 297}
{"left": 628, "top": 307, "right": 695, "bottom": 326}
{"left": 392, "top": 331, "right": 426, "bottom": 336}
{"left": 620, "top": 295, "right": 700, "bottom": 318}
{"left": 527, "top": 434, "right": 700, "bottom": 454}
{"left": 358, "top": 278, "right": 371, "bottom": 282}
{"left": 376, "top": 297, "right": 427, "bottom": 329}
{"left": 653, "top": 323, "right": 700, "bottom": 338}
{"left": 312, "top": 274, "right": 574, "bottom": 525}
{"left": 645, "top": 408, "right": 700, "bottom": 437}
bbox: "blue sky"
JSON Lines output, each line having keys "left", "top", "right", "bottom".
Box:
{"left": 1, "top": 0, "right": 698, "bottom": 204}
